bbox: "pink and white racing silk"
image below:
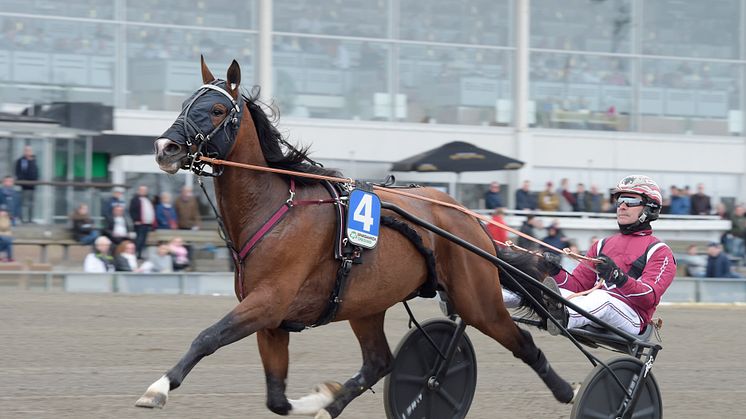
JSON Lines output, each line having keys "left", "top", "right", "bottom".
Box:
{"left": 553, "top": 230, "right": 676, "bottom": 332}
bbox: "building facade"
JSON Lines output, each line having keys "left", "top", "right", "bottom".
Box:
{"left": 1, "top": 0, "right": 745, "bottom": 209}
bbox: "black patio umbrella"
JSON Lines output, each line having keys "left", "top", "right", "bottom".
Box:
{"left": 391, "top": 141, "right": 524, "bottom": 173}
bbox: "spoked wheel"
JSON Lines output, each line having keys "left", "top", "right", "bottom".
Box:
{"left": 571, "top": 356, "right": 662, "bottom": 419}
{"left": 383, "top": 319, "right": 477, "bottom": 419}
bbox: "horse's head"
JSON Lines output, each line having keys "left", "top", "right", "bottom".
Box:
{"left": 155, "top": 56, "right": 244, "bottom": 174}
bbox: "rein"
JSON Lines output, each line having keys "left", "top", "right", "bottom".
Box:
{"left": 198, "top": 155, "right": 599, "bottom": 267}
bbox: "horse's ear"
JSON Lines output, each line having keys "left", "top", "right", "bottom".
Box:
{"left": 200, "top": 55, "right": 215, "bottom": 84}
{"left": 226, "top": 60, "right": 241, "bottom": 100}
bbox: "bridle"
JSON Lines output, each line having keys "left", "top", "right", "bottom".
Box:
{"left": 173, "top": 80, "right": 243, "bottom": 177}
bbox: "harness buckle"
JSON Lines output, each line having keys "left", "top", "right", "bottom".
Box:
{"left": 286, "top": 188, "right": 296, "bottom": 207}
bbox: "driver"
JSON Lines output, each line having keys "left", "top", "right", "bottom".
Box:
{"left": 542, "top": 174, "right": 676, "bottom": 335}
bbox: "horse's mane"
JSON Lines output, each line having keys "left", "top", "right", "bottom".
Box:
{"left": 243, "top": 88, "right": 341, "bottom": 185}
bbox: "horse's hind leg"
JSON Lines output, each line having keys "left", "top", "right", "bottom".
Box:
{"left": 316, "top": 312, "right": 393, "bottom": 419}
{"left": 136, "top": 295, "right": 271, "bottom": 408}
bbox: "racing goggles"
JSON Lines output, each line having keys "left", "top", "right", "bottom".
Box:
{"left": 616, "top": 196, "right": 645, "bottom": 208}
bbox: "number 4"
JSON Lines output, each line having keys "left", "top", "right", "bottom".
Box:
{"left": 353, "top": 193, "right": 374, "bottom": 232}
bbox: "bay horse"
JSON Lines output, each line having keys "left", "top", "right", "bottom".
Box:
{"left": 137, "top": 57, "right": 574, "bottom": 418}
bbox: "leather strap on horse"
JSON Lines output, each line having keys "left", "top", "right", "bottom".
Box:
{"left": 199, "top": 177, "right": 341, "bottom": 301}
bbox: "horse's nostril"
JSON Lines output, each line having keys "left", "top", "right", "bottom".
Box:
{"left": 165, "top": 143, "right": 181, "bottom": 155}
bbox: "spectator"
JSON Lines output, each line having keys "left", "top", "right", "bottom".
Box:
{"left": 0, "top": 176, "right": 21, "bottom": 225}
{"left": 15, "top": 145, "right": 39, "bottom": 223}
{"left": 669, "top": 186, "right": 690, "bottom": 215}
{"left": 587, "top": 184, "right": 604, "bottom": 213}
{"left": 515, "top": 180, "right": 536, "bottom": 211}
{"left": 174, "top": 186, "right": 201, "bottom": 230}
{"left": 486, "top": 208, "right": 508, "bottom": 245}
{"left": 83, "top": 236, "right": 115, "bottom": 273}
{"left": 542, "top": 223, "right": 569, "bottom": 255}
{"left": 484, "top": 182, "right": 503, "bottom": 209}
{"left": 129, "top": 185, "right": 155, "bottom": 259}
{"left": 724, "top": 204, "right": 746, "bottom": 259}
{"left": 155, "top": 192, "right": 178, "bottom": 229}
{"left": 102, "top": 186, "right": 126, "bottom": 224}
{"left": 573, "top": 183, "right": 590, "bottom": 212}
{"left": 169, "top": 237, "right": 191, "bottom": 271}
{"left": 70, "top": 203, "right": 100, "bottom": 245}
{"left": 537, "top": 181, "right": 560, "bottom": 211}
{"left": 557, "top": 178, "right": 576, "bottom": 212}
{"left": 517, "top": 214, "right": 543, "bottom": 250}
{"left": 103, "top": 204, "right": 132, "bottom": 244}
{"left": 113, "top": 240, "right": 147, "bottom": 272}
{"left": 148, "top": 241, "right": 174, "bottom": 273}
{"left": 680, "top": 244, "right": 706, "bottom": 277}
{"left": 706, "top": 242, "right": 740, "bottom": 278}
{"left": 0, "top": 206, "right": 14, "bottom": 262}
{"left": 690, "top": 183, "right": 712, "bottom": 215}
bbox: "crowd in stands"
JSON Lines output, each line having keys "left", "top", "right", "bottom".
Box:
{"left": 484, "top": 177, "right": 745, "bottom": 279}
{"left": 80, "top": 184, "right": 201, "bottom": 274}
{"left": 0, "top": 146, "right": 209, "bottom": 273}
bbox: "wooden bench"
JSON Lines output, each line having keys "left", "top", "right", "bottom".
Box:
{"left": 14, "top": 238, "right": 90, "bottom": 263}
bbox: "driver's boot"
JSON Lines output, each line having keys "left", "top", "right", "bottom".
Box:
{"left": 542, "top": 277, "right": 568, "bottom": 336}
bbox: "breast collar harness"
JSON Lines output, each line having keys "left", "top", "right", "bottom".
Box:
{"left": 179, "top": 80, "right": 243, "bottom": 177}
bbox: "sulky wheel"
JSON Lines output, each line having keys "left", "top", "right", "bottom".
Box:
{"left": 383, "top": 318, "right": 477, "bottom": 419}
{"left": 571, "top": 356, "right": 662, "bottom": 419}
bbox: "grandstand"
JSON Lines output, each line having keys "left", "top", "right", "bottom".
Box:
{"left": 0, "top": 1, "right": 744, "bottom": 276}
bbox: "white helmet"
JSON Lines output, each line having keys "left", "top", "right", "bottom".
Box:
{"left": 612, "top": 175, "right": 662, "bottom": 222}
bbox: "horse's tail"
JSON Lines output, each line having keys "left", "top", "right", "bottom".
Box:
{"left": 494, "top": 247, "right": 553, "bottom": 322}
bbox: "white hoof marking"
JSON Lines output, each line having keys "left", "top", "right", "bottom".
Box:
{"left": 135, "top": 375, "right": 170, "bottom": 409}
{"left": 569, "top": 382, "right": 581, "bottom": 404}
{"left": 314, "top": 409, "right": 332, "bottom": 419}
{"left": 289, "top": 382, "right": 340, "bottom": 415}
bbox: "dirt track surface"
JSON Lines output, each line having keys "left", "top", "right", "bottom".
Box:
{"left": 1, "top": 290, "right": 745, "bottom": 418}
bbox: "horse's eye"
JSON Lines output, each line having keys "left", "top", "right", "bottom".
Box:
{"left": 211, "top": 109, "right": 224, "bottom": 116}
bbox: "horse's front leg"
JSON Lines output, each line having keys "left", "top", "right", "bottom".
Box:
{"left": 316, "top": 312, "right": 393, "bottom": 419}
{"left": 257, "top": 328, "right": 342, "bottom": 416}
{"left": 135, "top": 292, "right": 277, "bottom": 408}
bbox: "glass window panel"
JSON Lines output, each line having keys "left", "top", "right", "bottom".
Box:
{"left": 531, "top": 0, "right": 632, "bottom": 53}
{"left": 640, "top": 59, "right": 742, "bottom": 136}
{"left": 642, "top": 0, "right": 741, "bottom": 59}
{"left": 400, "top": 45, "right": 511, "bottom": 126}
{"left": 531, "top": 52, "right": 631, "bottom": 131}
{"left": 273, "top": 36, "right": 389, "bottom": 120}
{"left": 274, "top": 0, "right": 388, "bottom": 37}
{"left": 125, "top": 0, "right": 256, "bottom": 29}
{"left": 126, "top": 26, "right": 256, "bottom": 110}
{"left": 399, "top": 0, "right": 511, "bottom": 46}
{"left": 3, "top": 0, "right": 114, "bottom": 19}
{"left": 0, "top": 17, "right": 116, "bottom": 105}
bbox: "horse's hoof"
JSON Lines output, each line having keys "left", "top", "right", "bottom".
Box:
{"left": 288, "top": 381, "right": 342, "bottom": 415}
{"left": 313, "top": 381, "right": 342, "bottom": 398}
{"left": 568, "top": 382, "right": 581, "bottom": 404}
{"left": 135, "top": 376, "right": 170, "bottom": 409}
{"left": 135, "top": 392, "right": 167, "bottom": 409}
{"left": 314, "top": 409, "right": 332, "bottom": 419}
